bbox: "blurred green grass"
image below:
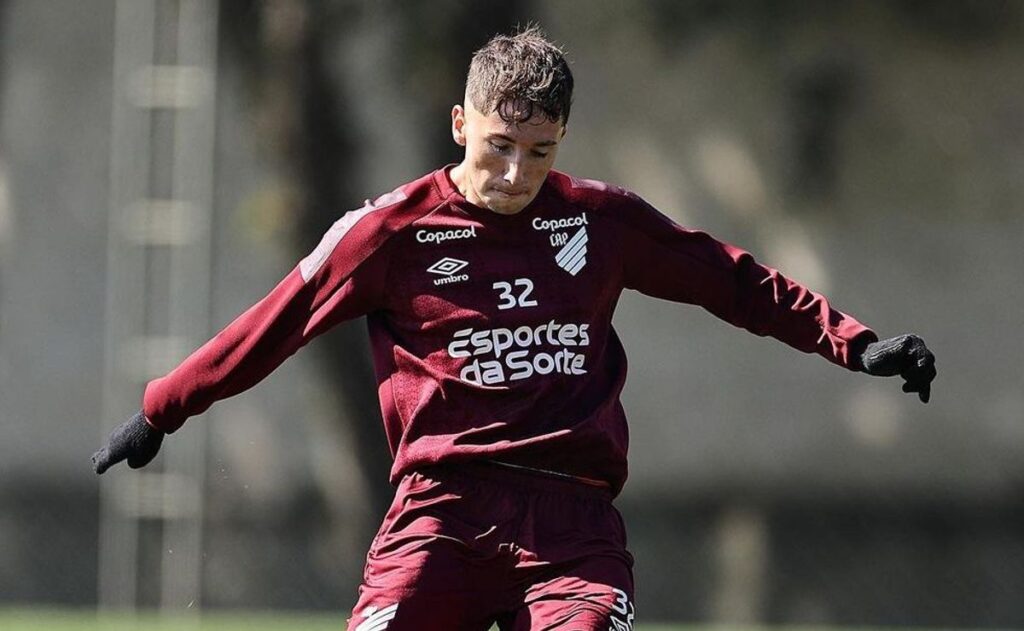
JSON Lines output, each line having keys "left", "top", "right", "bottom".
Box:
{"left": 0, "top": 609, "right": 336, "bottom": 631}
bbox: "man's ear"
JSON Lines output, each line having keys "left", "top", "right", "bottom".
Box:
{"left": 451, "top": 104, "right": 467, "bottom": 146}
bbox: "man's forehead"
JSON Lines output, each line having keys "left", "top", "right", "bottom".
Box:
{"left": 473, "top": 106, "right": 564, "bottom": 143}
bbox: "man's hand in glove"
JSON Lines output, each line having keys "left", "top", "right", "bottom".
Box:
{"left": 859, "top": 334, "right": 937, "bottom": 403}
{"left": 92, "top": 410, "right": 164, "bottom": 474}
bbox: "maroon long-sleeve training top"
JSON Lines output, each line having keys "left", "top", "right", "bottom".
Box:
{"left": 143, "top": 166, "right": 876, "bottom": 495}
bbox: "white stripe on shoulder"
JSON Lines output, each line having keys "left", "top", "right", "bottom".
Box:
{"left": 298, "top": 189, "right": 408, "bottom": 282}
{"left": 568, "top": 174, "right": 612, "bottom": 191}
{"left": 567, "top": 174, "right": 635, "bottom": 199}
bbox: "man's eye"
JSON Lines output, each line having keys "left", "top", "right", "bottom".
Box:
{"left": 489, "top": 142, "right": 509, "bottom": 153}
{"left": 531, "top": 150, "right": 549, "bottom": 158}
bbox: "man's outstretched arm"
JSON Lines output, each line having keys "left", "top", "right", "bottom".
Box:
{"left": 91, "top": 194, "right": 406, "bottom": 475}
{"left": 614, "top": 192, "right": 936, "bottom": 400}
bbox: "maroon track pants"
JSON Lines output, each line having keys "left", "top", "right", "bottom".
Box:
{"left": 346, "top": 463, "right": 635, "bottom": 631}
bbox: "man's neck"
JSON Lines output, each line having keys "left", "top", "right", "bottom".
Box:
{"left": 449, "top": 162, "right": 472, "bottom": 202}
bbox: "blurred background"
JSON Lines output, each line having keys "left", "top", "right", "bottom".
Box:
{"left": 1, "top": 0, "right": 1022, "bottom": 628}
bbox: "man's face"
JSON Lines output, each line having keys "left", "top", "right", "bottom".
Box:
{"left": 451, "top": 101, "right": 566, "bottom": 215}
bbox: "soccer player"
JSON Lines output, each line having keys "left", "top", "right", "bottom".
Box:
{"left": 93, "top": 27, "right": 936, "bottom": 630}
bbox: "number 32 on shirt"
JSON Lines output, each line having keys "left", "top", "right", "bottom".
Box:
{"left": 493, "top": 278, "right": 538, "bottom": 311}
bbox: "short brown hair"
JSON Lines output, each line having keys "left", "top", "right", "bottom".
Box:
{"left": 465, "top": 26, "right": 574, "bottom": 125}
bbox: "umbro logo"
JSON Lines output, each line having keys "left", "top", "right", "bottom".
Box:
{"left": 427, "top": 257, "right": 468, "bottom": 275}
{"left": 427, "top": 257, "right": 469, "bottom": 286}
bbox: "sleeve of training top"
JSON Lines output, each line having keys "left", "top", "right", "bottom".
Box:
{"left": 616, "top": 193, "right": 877, "bottom": 370}
{"left": 142, "top": 202, "right": 395, "bottom": 433}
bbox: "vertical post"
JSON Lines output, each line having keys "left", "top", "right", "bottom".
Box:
{"left": 161, "top": 0, "right": 217, "bottom": 613}
{"left": 99, "top": 0, "right": 156, "bottom": 612}
{"left": 712, "top": 503, "right": 768, "bottom": 623}
{"left": 98, "top": 0, "right": 217, "bottom": 621}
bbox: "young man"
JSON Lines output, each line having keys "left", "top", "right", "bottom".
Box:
{"left": 94, "top": 27, "right": 936, "bottom": 630}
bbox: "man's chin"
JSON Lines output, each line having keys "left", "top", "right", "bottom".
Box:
{"left": 483, "top": 192, "right": 532, "bottom": 215}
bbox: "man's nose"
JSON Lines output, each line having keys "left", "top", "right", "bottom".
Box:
{"left": 503, "top": 151, "right": 525, "bottom": 184}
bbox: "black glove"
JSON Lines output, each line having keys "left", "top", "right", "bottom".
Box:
{"left": 92, "top": 410, "right": 164, "bottom": 474}
{"left": 859, "top": 334, "right": 936, "bottom": 403}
